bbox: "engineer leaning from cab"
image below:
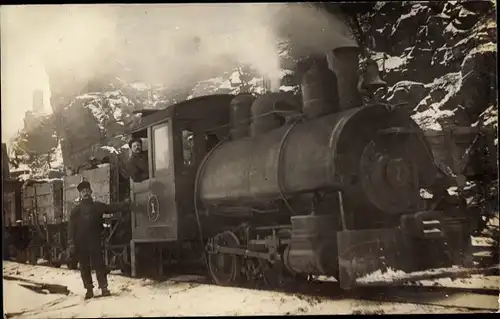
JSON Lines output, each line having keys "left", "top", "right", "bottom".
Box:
{"left": 126, "top": 137, "right": 149, "bottom": 183}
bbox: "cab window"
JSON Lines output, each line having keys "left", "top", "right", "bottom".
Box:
{"left": 152, "top": 123, "right": 170, "bottom": 174}
{"left": 182, "top": 129, "right": 195, "bottom": 167}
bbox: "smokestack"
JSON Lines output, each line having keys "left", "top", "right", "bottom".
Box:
{"left": 230, "top": 93, "right": 255, "bottom": 140}
{"left": 301, "top": 53, "right": 339, "bottom": 118}
{"left": 327, "top": 47, "right": 362, "bottom": 111}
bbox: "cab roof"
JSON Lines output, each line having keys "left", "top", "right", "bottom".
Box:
{"left": 128, "top": 94, "right": 235, "bottom": 134}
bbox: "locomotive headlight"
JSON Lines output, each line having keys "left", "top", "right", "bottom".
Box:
{"left": 385, "top": 158, "right": 411, "bottom": 188}
{"left": 359, "top": 136, "right": 420, "bottom": 214}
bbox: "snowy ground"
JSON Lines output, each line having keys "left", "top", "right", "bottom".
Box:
{"left": 3, "top": 261, "right": 498, "bottom": 318}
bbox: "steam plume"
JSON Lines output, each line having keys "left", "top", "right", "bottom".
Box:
{"left": 7, "top": 4, "right": 358, "bottom": 108}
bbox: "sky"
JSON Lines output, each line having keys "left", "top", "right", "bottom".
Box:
{"left": 1, "top": 5, "right": 116, "bottom": 146}
{"left": 1, "top": 4, "right": 356, "bottom": 148}
{"left": 1, "top": 6, "right": 53, "bottom": 145}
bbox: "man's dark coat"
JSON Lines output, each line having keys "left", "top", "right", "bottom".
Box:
{"left": 126, "top": 151, "right": 149, "bottom": 183}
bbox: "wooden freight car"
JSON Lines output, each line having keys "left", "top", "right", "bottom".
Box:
{"left": 22, "top": 179, "right": 64, "bottom": 224}
{"left": 3, "top": 180, "right": 22, "bottom": 227}
{"left": 3, "top": 179, "right": 24, "bottom": 260}
{"left": 21, "top": 179, "right": 67, "bottom": 266}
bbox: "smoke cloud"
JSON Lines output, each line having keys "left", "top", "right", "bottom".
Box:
{"left": 5, "top": 4, "right": 358, "bottom": 108}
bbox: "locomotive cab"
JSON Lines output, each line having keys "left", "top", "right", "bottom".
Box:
{"left": 127, "top": 94, "right": 235, "bottom": 276}
{"left": 128, "top": 121, "right": 177, "bottom": 243}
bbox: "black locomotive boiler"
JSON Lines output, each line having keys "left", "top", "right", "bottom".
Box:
{"left": 195, "top": 48, "right": 474, "bottom": 288}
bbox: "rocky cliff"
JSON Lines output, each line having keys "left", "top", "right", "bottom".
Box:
{"left": 367, "top": 1, "right": 497, "bottom": 133}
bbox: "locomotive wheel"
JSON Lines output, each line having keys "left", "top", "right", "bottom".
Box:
{"left": 260, "top": 260, "right": 287, "bottom": 290}
{"left": 207, "top": 231, "right": 243, "bottom": 286}
{"left": 260, "top": 259, "right": 307, "bottom": 290}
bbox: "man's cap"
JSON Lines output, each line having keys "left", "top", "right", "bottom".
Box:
{"left": 128, "top": 138, "right": 142, "bottom": 149}
{"left": 77, "top": 181, "right": 91, "bottom": 192}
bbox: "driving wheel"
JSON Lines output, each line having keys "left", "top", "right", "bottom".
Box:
{"left": 260, "top": 260, "right": 287, "bottom": 289}
{"left": 207, "top": 231, "right": 242, "bottom": 286}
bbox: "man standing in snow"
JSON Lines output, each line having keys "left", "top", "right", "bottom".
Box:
{"left": 126, "top": 138, "right": 149, "bottom": 183}
{"left": 68, "top": 180, "right": 130, "bottom": 299}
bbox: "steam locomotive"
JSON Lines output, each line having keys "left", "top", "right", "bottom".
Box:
{"left": 195, "top": 48, "right": 475, "bottom": 288}
{"left": 125, "top": 45, "right": 478, "bottom": 288}
{"left": 3, "top": 45, "right": 489, "bottom": 289}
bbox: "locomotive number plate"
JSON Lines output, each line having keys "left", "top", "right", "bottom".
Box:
{"left": 147, "top": 194, "right": 160, "bottom": 222}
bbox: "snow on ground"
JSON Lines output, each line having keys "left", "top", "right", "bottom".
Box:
{"left": 358, "top": 265, "right": 499, "bottom": 287}
{"left": 414, "top": 275, "right": 499, "bottom": 291}
{"left": 3, "top": 279, "right": 64, "bottom": 317}
{"left": 359, "top": 267, "right": 408, "bottom": 283}
{"left": 2, "top": 262, "right": 487, "bottom": 318}
{"left": 357, "top": 236, "right": 498, "bottom": 289}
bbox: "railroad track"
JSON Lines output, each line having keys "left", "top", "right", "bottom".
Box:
{"left": 355, "top": 287, "right": 498, "bottom": 311}
{"left": 250, "top": 276, "right": 498, "bottom": 312}
{"left": 150, "top": 268, "right": 499, "bottom": 311}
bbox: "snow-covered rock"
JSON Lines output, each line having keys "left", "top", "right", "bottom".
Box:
{"left": 363, "top": 1, "right": 497, "bottom": 132}
{"left": 411, "top": 72, "right": 463, "bottom": 130}
{"left": 385, "top": 81, "right": 427, "bottom": 111}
